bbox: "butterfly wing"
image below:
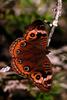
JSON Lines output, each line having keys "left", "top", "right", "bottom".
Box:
{"left": 9, "top": 38, "right": 37, "bottom": 77}
{"left": 30, "top": 56, "right": 52, "bottom": 91}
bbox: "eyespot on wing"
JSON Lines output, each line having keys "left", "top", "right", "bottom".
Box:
{"left": 9, "top": 38, "right": 33, "bottom": 58}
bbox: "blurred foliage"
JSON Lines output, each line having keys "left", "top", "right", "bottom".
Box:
{"left": 0, "top": 0, "right": 54, "bottom": 40}
{"left": 36, "top": 84, "right": 61, "bottom": 100}
{"left": 0, "top": 72, "right": 62, "bottom": 100}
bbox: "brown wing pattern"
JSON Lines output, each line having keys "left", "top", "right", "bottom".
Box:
{"left": 9, "top": 20, "right": 52, "bottom": 92}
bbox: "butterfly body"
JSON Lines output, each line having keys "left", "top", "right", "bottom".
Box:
{"left": 9, "top": 20, "right": 52, "bottom": 92}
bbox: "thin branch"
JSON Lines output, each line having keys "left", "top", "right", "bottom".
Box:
{"left": 47, "top": 0, "right": 62, "bottom": 47}
{"left": 0, "top": 66, "right": 11, "bottom": 72}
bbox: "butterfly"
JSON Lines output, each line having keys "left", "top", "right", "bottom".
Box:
{"left": 9, "top": 20, "right": 52, "bottom": 92}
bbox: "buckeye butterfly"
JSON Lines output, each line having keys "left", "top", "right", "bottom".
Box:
{"left": 9, "top": 20, "right": 52, "bottom": 92}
